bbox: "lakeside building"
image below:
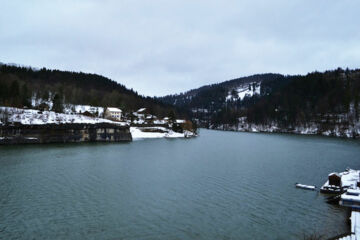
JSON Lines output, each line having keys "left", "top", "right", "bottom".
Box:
{"left": 320, "top": 170, "right": 360, "bottom": 194}
{"left": 133, "top": 108, "right": 147, "bottom": 119}
{"left": 105, "top": 107, "right": 123, "bottom": 121}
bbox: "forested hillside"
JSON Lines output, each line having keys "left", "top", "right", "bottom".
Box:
{"left": 246, "top": 69, "right": 360, "bottom": 125}
{"left": 2, "top": 63, "right": 359, "bottom": 137}
{"left": 0, "top": 64, "right": 181, "bottom": 118}
{"left": 159, "top": 68, "right": 360, "bottom": 137}
{"left": 159, "top": 74, "right": 283, "bottom": 109}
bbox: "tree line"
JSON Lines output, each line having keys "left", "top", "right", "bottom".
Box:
{"left": 0, "top": 64, "right": 186, "bottom": 119}
{"left": 159, "top": 68, "right": 360, "bottom": 128}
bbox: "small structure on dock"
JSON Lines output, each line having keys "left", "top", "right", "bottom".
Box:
{"left": 320, "top": 169, "right": 360, "bottom": 194}
{"left": 337, "top": 211, "right": 360, "bottom": 240}
{"left": 329, "top": 173, "right": 341, "bottom": 186}
{"left": 321, "top": 169, "right": 360, "bottom": 240}
{"left": 351, "top": 211, "right": 360, "bottom": 238}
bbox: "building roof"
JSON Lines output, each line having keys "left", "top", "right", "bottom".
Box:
{"left": 107, "top": 107, "right": 122, "bottom": 112}
{"left": 341, "top": 192, "right": 360, "bottom": 202}
{"left": 137, "top": 108, "right": 146, "bottom": 113}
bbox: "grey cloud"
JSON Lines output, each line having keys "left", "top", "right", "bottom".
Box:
{"left": 0, "top": 0, "right": 359, "bottom": 96}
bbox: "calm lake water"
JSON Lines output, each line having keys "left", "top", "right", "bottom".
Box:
{"left": 1, "top": 129, "right": 360, "bottom": 240}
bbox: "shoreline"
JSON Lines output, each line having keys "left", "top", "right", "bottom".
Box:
{"left": 0, "top": 122, "right": 132, "bottom": 145}
{"left": 0, "top": 106, "right": 197, "bottom": 145}
{"left": 204, "top": 126, "right": 360, "bottom": 140}
{"left": 0, "top": 125, "right": 196, "bottom": 145}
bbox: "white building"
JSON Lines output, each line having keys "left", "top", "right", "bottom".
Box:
{"left": 340, "top": 189, "right": 360, "bottom": 209}
{"left": 105, "top": 107, "right": 122, "bottom": 121}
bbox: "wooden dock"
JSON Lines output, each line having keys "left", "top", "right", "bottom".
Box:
{"left": 336, "top": 211, "right": 359, "bottom": 240}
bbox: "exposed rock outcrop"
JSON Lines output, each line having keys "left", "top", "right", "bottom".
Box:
{"left": 0, "top": 123, "right": 132, "bottom": 144}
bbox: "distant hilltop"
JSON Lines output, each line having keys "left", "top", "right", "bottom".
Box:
{"left": 158, "top": 68, "right": 360, "bottom": 138}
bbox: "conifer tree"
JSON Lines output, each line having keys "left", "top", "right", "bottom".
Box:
{"left": 52, "top": 93, "right": 64, "bottom": 113}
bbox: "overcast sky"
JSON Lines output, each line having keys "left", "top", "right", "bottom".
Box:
{"left": 1, "top": 0, "right": 359, "bottom": 96}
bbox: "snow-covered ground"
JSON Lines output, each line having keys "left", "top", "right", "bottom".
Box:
{"left": 31, "top": 95, "right": 104, "bottom": 117}
{"left": 31, "top": 97, "right": 53, "bottom": 110}
{"left": 329, "top": 171, "right": 360, "bottom": 240}
{"left": 2, "top": 99, "right": 197, "bottom": 140}
{"left": 351, "top": 211, "right": 360, "bottom": 238}
{"left": 210, "top": 122, "right": 360, "bottom": 138}
{"left": 0, "top": 106, "right": 196, "bottom": 141}
{"left": 63, "top": 104, "right": 104, "bottom": 117}
{"left": 0, "top": 107, "right": 126, "bottom": 126}
{"left": 208, "top": 116, "right": 360, "bottom": 139}
{"left": 130, "top": 127, "right": 195, "bottom": 140}
{"left": 341, "top": 169, "right": 360, "bottom": 189}
{"left": 226, "top": 83, "right": 261, "bottom": 101}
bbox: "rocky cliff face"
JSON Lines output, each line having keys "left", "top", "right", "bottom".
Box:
{"left": 0, "top": 123, "right": 132, "bottom": 144}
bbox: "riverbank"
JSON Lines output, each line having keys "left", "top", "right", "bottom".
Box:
{"left": 207, "top": 121, "right": 360, "bottom": 139}
{"left": 0, "top": 107, "right": 196, "bottom": 144}
{"left": 130, "top": 126, "right": 196, "bottom": 140}
{"left": 0, "top": 124, "right": 195, "bottom": 145}
{"left": 0, "top": 123, "right": 132, "bottom": 144}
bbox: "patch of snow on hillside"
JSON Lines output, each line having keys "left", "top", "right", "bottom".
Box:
{"left": 30, "top": 96, "right": 104, "bottom": 117}
{"left": 63, "top": 104, "right": 104, "bottom": 117}
{"left": 226, "top": 83, "right": 261, "bottom": 101}
{"left": 31, "top": 96, "right": 53, "bottom": 109}
{"left": 192, "top": 108, "right": 208, "bottom": 113}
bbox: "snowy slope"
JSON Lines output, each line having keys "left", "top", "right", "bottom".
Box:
{"left": 226, "top": 83, "right": 261, "bottom": 101}
{"left": 31, "top": 95, "right": 104, "bottom": 117}
{"left": 63, "top": 104, "right": 104, "bottom": 117}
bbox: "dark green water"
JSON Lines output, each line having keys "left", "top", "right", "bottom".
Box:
{"left": 1, "top": 129, "right": 360, "bottom": 240}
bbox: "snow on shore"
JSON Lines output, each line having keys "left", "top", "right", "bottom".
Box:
{"left": 0, "top": 106, "right": 196, "bottom": 140}
{"left": 0, "top": 107, "right": 126, "bottom": 126}
{"left": 130, "top": 127, "right": 195, "bottom": 140}
{"left": 210, "top": 121, "right": 360, "bottom": 138}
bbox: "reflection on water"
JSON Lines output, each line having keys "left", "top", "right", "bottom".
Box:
{"left": 0, "top": 130, "right": 359, "bottom": 239}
